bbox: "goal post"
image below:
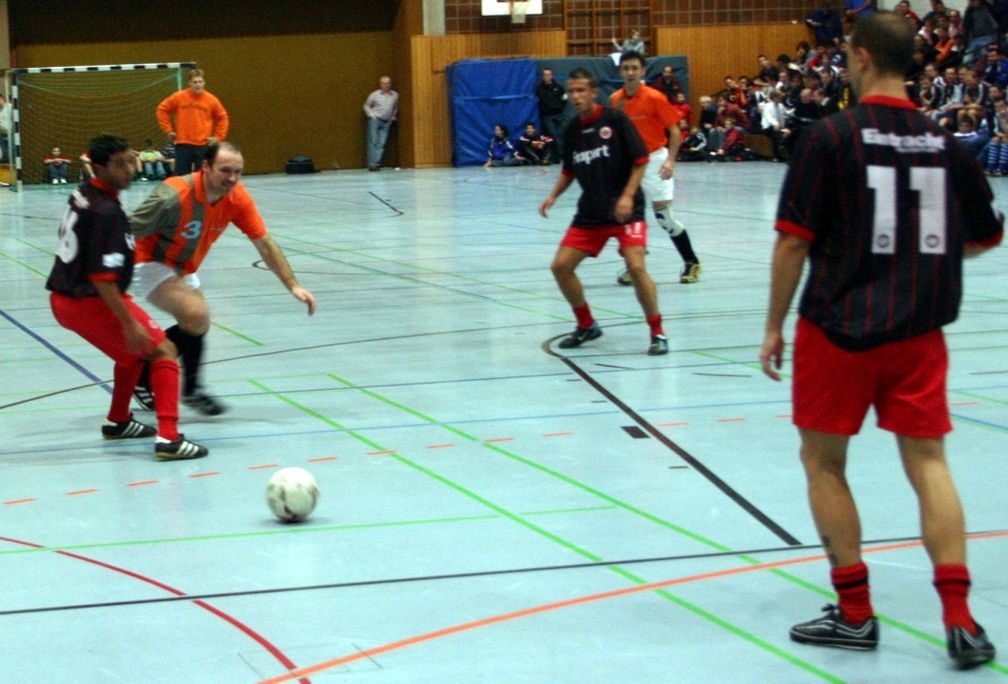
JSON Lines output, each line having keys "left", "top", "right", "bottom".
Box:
{"left": 6, "top": 62, "right": 196, "bottom": 191}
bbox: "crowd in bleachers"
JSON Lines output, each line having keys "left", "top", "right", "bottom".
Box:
{"left": 679, "top": 0, "right": 1008, "bottom": 173}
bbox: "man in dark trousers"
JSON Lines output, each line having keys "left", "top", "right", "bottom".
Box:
{"left": 761, "top": 12, "right": 1000, "bottom": 669}
{"left": 536, "top": 68, "right": 567, "bottom": 156}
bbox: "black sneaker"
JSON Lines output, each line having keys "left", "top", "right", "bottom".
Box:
{"left": 182, "top": 390, "right": 227, "bottom": 416}
{"left": 648, "top": 335, "right": 669, "bottom": 355}
{"left": 133, "top": 386, "right": 155, "bottom": 411}
{"left": 558, "top": 323, "right": 602, "bottom": 349}
{"left": 680, "top": 262, "right": 701, "bottom": 284}
{"left": 155, "top": 435, "right": 209, "bottom": 461}
{"left": 102, "top": 414, "right": 157, "bottom": 440}
{"left": 947, "top": 623, "right": 996, "bottom": 669}
{"left": 790, "top": 604, "right": 879, "bottom": 651}
{"left": 616, "top": 269, "right": 633, "bottom": 286}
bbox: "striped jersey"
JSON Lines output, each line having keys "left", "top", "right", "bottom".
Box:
{"left": 130, "top": 172, "right": 267, "bottom": 276}
{"left": 46, "top": 179, "right": 134, "bottom": 297}
{"left": 776, "top": 95, "right": 1004, "bottom": 350}
{"left": 561, "top": 104, "right": 649, "bottom": 227}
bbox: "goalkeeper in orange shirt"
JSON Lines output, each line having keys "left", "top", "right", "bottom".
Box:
{"left": 157, "top": 68, "right": 229, "bottom": 175}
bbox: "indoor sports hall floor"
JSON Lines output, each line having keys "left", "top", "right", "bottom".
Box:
{"left": 1, "top": 161, "right": 1006, "bottom": 683}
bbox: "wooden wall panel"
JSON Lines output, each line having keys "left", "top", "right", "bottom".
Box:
{"left": 656, "top": 23, "right": 810, "bottom": 123}
{"left": 409, "top": 31, "right": 566, "bottom": 168}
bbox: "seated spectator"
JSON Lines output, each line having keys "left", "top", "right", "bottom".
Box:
{"left": 515, "top": 123, "right": 554, "bottom": 165}
{"left": 917, "top": 75, "right": 943, "bottom": 114}
{"left": 982, "top": 88, "right": 1008, "bottom": 173}
{"left": 698, "top": 95, "right": 718, "bottom": 137}
{"left": 708, "top": 116, "right": 746, "bottom": 161}
{"left": 960, "top": 66, "right": 991, "bottom": 125}
{"left": 43, "top": 147, "right": 71, "bottom": 184}
{"left": 896, "top": 0, "right": 923, "bottom": 28}
{"left": 678, "top": 123, "right": 708, "bottom": 161}
{"left": 670, "top": 92, "right": 692, "bottom": 125}
{"left": 756, "top": 55, "right": 780, "bottom": 83}
{"left": 805, "top": 3, "right": 843, "bottom": 47}
{"left": 947, "top": 9, "right": 965, "bottom": 38}
{"left": 715, "top": 94, "right": 750, "bottom": 131}
{"left": 936, "top": 65, "right": 966, "bottom": 124}
{"left": 759, "top": 89, "right": 792, "bottom": 161}
{"left": 611, "top": 29, "right": 645, "bottom": 55}
{"left": 79, "top": 151, "right": 94, "bottom": 180}
{"left": 933, "top": 24, "right": 957, "bottom": 68}
{"left": 138, "top": 139, "right": 168, "bottom": 180}
{"left": 483, "top": 124, "right": 519, "bottom": 168}
{"left": 963, "top": 0, "right": 999, "bottom": 66}
{"left": 650, "top": 65, "right": 682, "bottom": 103}
{"left": 981, "top": 43, "right": 1008, "bottom": 88}
{"left": 954, "top": 113, "right": 989, "bottom": 157}
{"left": 160, "top": 140, "right": 176, "bottom": 176}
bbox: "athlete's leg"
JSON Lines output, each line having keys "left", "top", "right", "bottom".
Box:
{"left": 653, "top": 199, "right": 700, "bottom": 281}
{"left": 621, "top": 245, "right": 659, "bottom": 318}
{"left": 551, "top": 245, "right": 590, "bottom": 309}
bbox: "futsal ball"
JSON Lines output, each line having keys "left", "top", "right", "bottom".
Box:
{"left": 265, "top": 467, "right": 319, "bottom": 522}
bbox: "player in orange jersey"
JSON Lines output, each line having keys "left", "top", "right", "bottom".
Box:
{"left": 611, "top": 51, "right": 702, "bottom": 286}
{"left": 156, "top": 68, "right": 229, "bottom": 176}
{"left": 129, "top": 142, "right": 316, "bottom": 415}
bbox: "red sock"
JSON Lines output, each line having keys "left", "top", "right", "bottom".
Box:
{"left": 647, "top": 314, "right": 665, "bottom": 338}
{"left": 149, "top": 357, "right": 180, "bottom": 441}
{"left": 107, "top": 360, "right": 143, "bottom": 423}
{"left": 831, "top": 562, "right": 874, "bottom": 624}
{"left": 934, "top": 564, "right": 977, "bottom": 633}
{"left": 573, "top": 303, "right": 594, "bottom": 329}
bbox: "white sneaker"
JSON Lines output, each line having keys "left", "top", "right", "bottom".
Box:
{"left": 51, "top": 179, "right": 58, "bottom": 184}
{"left": 60, "top": 178, "right": 67, "bottom": 183}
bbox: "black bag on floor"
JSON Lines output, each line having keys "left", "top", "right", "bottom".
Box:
{"left": 285, "top": 156, "right": 315, "bottom": 174}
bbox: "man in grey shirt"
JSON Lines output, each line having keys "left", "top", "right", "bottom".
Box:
{"left": 363, "top": 76, "right": 399, "bottom": 171}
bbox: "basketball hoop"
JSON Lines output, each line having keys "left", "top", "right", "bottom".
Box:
{"left": 509, "top": 0, "right": 527, "bottom": 24}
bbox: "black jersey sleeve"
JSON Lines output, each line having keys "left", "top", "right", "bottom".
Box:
{"left": 950, "top": 141, "right": 1005, "bottom": 246}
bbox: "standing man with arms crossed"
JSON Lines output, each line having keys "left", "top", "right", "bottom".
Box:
{"left": 157, "top": 68, "right": 229, "bottom": 175}
{"left": 47, "top": 135, "right": 207, "bottom": 460}
{"left": 536, "top": 68, "right": 567, "bottom": 157}
{"left": 363, "top": 76, "right": 398, "bottom": 171}
{"left": 130, "top": 142, "right": 317, "bottom": 415}
{"left": 540, "top": 68, "right": 668, "bottom": 356}
{"left": 611, "top": 51, "right": 702, "bottom": 286}
{"left": 761, "top": 12, "right": 1000, "bottom": 668}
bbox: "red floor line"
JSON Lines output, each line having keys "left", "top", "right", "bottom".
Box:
{"left": 950, "top": 401, "right": 980, "bottom": 407}
{"left": 66, "top": 489, "right": 99, "bottom": 496}
{"left": 188, "top": 472, "right": 222, "bottom": 479}
{"left": 425, "top": 444, "right": 455, "bottom": 449}
{"left": 249, "top": 464, "right": 280, "bottom": 470}
{"left": 127, "top": 480, "right": 158, "bottom": 488}
{"left": 3, "top": 498, "right": 36, "bottom": 506}
{"left": 542, "top": 432, "right": 573, "bottom": 437}
{"left": 775, "top": 414, "right": 792, "bottom": 419}
{"left": 716, "top": 417, "right": 747, "bottom": 423}
{"left": 306, "top": 456, "right": 338, "bottom": 463}
{"left": 367, "top": 450, "right": 397, "bottom": 456}
{"left": 659, "top": 422, "right": 689, "bottom": 427}
{"left": 0, "top": 535, "right": 309, "bottom": 684}
{"left": 257, "top": 531, "right": 1008, "bottom": 683}
{"left": 483, "top": 437, "right": 514, "bottom": 443}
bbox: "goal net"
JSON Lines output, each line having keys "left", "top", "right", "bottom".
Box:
{"left": 7, "top": 62, "right": 195, "bottom": 190}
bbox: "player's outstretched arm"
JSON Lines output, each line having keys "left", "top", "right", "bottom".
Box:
{"left": 761, "top": 232, "right": 809, "bottom": 381}
{"left": 253, "top": 235, "right": 316, "bottom": 315}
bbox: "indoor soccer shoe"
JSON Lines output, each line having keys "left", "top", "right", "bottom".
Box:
{"left": 680, "top": 261, "right": 702, "bottom": 284}
{"left": 789, "top": 604, "right": 879, "bottom": 651}
{"left": 616, "top": 269, "right": 632, "bottom": 286}
{"left": 558, "top": 323, "right": 602, "bottom": 349}
{"left": 947, "top": 623, "right": 996, "bottom": 669}
{"left": 648, "top": 335, "right": 669, "bottom": 356}
{"left": 133, "top": 386, "right": 155, "bottom": 411}
{"left": 155, "top": 435, "right": 209, "bottom": 461}
{"left": 182, "top": 390, "right": 227, "bottom": 416}
{"left": 102, "top": 414, "right": 157, "bottom": 440}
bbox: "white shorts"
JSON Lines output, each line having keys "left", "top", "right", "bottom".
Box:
{"left": 131, "top": 261, "right": 201, "bottom": 299}
{"left": 640, "top": 147, "right": 675, "bottom": 203}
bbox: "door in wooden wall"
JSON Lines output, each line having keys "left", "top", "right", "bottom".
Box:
{"left": 564, "top": 0, "right": 650, "bottom": 57}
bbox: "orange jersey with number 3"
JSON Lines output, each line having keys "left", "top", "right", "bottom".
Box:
{"left": 610, "top": 84, "right": 682, "bottom": 153}
{"left": 130, "top": 171, "right": 267, "bottom": 275}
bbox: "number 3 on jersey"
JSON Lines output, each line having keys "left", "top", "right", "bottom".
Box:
{"left": 181, "top": 220, "right": 203, "bottom": 240}
{"left": 867, "top": 165, "right": 946, "bottom": 255}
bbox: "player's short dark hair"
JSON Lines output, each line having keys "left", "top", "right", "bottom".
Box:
{"left": 619, "top": 51, "right": 645, "bottom": 67}
{"left": 204, "top": 141, "right": 241, "bottom": 166}
{"left": 850, "top": 11, "right": 915, "bottom": 77}
{"left": 568, "top": 67, "right": 597, "bottom": 88}
{"left": 88, "top": 135, "right": 130, "bottom": 167}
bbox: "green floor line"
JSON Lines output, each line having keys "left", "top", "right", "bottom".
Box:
{"left": 11, "top": 235, "right": 56, "bottom": 256}
{"left": 249, "top": 378, "right": 843, "bottom": 682}
{"left": 322, "top": 371, "right": 1000, "bottom": 671}
{"left": 274, "top": 232, "right": 639, "bottom": 320}
{"left": 209, "top": 320, "right": 266, "bottom": 346}
{"left": 0, "top": 249, "right": 48, "bottom": 278}
{"left": 0, "top": 506, "right": 616, "bottom": 557}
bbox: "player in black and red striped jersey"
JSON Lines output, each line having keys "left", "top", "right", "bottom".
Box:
{"left": 46, "top": 134, "right": 207, "bottom": 461}
{"left": 539, "top": 67, "right": 669, "bottom": 355}
{"left": 761, "top": 12, "right": 1001, "bottom": 668}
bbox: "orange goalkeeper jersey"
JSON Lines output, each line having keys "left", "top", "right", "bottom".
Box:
{"left": 130, "top": 172, "right": 267, "bottom": 275}
{"left": 610, "top": 84, "right": 682, "bottom": 153}
{"left": 156, "top": 89, "right": 229, "bottom": 146}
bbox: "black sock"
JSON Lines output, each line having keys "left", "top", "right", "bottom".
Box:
{"left": 166, "top": 324, "right": 205, "bottom": 396}
{"left": 671, "top": 232, "right": 699, "bottom": 264}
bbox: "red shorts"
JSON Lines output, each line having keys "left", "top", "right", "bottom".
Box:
{"left": 560, "top": 221, "right": 648, "bottom": 257}
{"left": 792, "top": 317, "right": 951, "bottom": 438}
{"left": 50, "top": 292, "right": 166, "bottom": 364}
